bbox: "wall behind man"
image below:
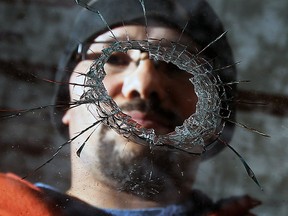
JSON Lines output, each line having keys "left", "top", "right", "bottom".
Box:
{"left": 196, "top": 1, "right": 288, "bottom": 215}
{"left": 0, "top": 0, "right": 79, "bottom": 190}
{"left": 0, "top": 0, "right": 287, "bottom": 215}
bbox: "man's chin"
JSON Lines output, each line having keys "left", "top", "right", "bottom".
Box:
{"left": 99, "top": 121, "right": 173, "bottom": 154}
{"left": 99, "top": 124, "right": 149, "bottom": 155}
{"left": 96, "top": 124, "right": 199, "bottom": 200}
{"left": 136, "top": 121, "right": 176, "bottom": 135}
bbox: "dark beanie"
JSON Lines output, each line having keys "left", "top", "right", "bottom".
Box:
{"left": 52, "top": 0, "right": 236, "bottom": 160}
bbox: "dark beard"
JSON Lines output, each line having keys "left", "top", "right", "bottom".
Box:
{"left": 97, "top": 125, "right": 185, "bottom": 200}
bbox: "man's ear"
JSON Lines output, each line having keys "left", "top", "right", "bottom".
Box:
{"left": 62, "top": 110, "right": 71, "bottom": 125}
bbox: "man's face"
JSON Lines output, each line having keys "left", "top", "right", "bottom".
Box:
{"left": 63, "top": 25, "right": 200, "bottom": 198}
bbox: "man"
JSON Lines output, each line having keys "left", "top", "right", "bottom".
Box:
{"left": 0, "top": 0, "right": 261, "bottom": 215}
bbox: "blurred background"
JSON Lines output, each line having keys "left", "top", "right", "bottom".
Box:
{"left": 0, "top": 0, "right": 287, "bottom": 215}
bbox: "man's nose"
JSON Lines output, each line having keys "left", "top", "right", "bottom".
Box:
{"left": 121, "top": 53, "right": 166, "bottom": 100}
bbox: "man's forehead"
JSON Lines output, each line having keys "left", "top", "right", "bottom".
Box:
{"left": 94, "top": 25, "right": 198, "bottom": 48}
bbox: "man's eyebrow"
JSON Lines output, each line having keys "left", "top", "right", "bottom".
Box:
{"left": 91, "top": 36, "right": 198, "bottom": 55}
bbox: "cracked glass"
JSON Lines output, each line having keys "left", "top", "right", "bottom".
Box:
{"left": 0, "top": 0, "right": 287, "bottom": 215}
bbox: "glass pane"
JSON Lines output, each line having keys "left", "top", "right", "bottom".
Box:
{"left": 0, "top": 0, "right": 287, "bottom": 215}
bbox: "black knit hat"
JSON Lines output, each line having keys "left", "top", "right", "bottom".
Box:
{"left": 52, "top": 0, "right": 236, "bottom": 160}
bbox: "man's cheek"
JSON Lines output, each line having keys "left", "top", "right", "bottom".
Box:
{"left": 172, "top": 90, "right": 197, "bottom": 119}
{"left": 103, "top": 76, "right": 123, "bottom": 98}
{"left": 69, "top": 74, "right": 86, "bottom": 100}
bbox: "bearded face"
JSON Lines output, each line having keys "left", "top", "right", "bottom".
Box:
{"left": 63, "top": 25, "right": 201, "bottom": 199}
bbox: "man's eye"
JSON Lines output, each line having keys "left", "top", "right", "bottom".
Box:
{"left": 84, "top": 52, "right": 101, "bottom": 60}
{"left": 167, "top": 63, "right": 180, "bottom": 72}
{"left": 166, "top": 63, "right": 186, "bottom": 74}
{"left": 107, "top": 52, "right": 131, "bottom": 66}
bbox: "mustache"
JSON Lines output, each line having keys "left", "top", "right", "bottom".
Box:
{"left": 119, "top": 98, "right": 184, "bottom": 127}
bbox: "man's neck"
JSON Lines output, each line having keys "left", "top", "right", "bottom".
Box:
{"left": 67, "top": 177, "right": 190, "bottom": 209}
{"left": 68, "top": 185, "right": 154, "bottom": 209}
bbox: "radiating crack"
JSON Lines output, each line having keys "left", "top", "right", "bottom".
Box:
{"left": 0, "top": 0, "right": 269, "bottom": 190}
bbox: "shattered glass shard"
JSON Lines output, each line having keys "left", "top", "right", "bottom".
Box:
{"left": 80, "top": 40, "right": 225, "bottom": 154}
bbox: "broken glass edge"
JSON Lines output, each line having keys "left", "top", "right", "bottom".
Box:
{"left": 79, "top": 40, "right": 226, "bottom": 154}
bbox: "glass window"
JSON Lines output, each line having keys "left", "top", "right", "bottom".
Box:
{"left": 0, "top": 0, "right": 287, "bottom": 215}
